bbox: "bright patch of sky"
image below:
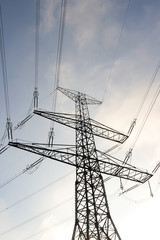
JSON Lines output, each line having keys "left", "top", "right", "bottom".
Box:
{"left": 0, "top": 0, "right": 160, "bottom": 239}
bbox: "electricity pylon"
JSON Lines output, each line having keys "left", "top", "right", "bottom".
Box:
{"left": 9, "top": 87, "right": 153, "bottom": 240}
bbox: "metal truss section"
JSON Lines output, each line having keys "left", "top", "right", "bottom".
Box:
{"left": 58, "top": 87, "right": 102, "bottom": 105}
{"left": 90, "top": 119, "right": 128, "bottom": 143}
{"left": 34, "top": 110, "right": 77, "bottom": 129}
{"left": 9, "top": 141, "right": 77, "bottom": 167}
{"left": 98, "top": 151, "right": 152, "bottom": 183}
{"left": 34, "top": 110, "right": 129, "bottom": 144}
{"left": 9, "top": 141, "right": 152, "bottom": 184}
{"left": 98, "top": 157, "right": 152, "bottom": 183}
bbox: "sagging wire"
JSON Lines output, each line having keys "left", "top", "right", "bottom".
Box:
{"left": 131, "top": 85, "right": 160, "bottom": 150}
{"left": 102, "top": 0, "right": 132, "bottom": 103}
{"left": 14, "top": 0, "right": 40, "bottom": 127}
{"left": 0, "top": 156, "right": 45, "bottom": 190}
{"left": 0, "top": 197, "right": 73, "bottom": 238}
{"left": 129, "top": 58, "right": 160, "bottom": 151}
{"left": 33, "top": 0, "right": 40, "bottom": 109}
{"left": 48, "top": 0, "right": 67, "bottom": 146}
{"left": 0, "top": 104, "right": 34, "bottom": 154}
{"left": 21, "top": 215, "right": 74, "bottom": 240}
{"left": 115, "top": 60, "right": 160, "bottom": 197}
{"left": 0, "top": 170, "right": 74, "bottom": 214}
{"left": 0, "top": 5, "right": 13, "bottom": 141}
{"left": 0, "top": 144, "right": 9, "bottom": 154}
{"left": 0, "top": 1, "right": 40, "bottom": 153}
{"left": 135, "top": 59, "right": 160, "bottom": 120}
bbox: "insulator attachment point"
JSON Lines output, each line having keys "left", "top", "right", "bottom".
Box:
{"left": 33, "top": 88, "right": 39, "bottom": 109}
{"left": 6, "top": 118, "right": 13, "bottom": 141}
{"left": 48, "top": 127, "right": 54, "bottom": 147}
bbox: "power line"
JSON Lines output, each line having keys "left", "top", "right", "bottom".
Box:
{"left": 0, "top": 4, "right": 13, "bottom": 140}
{"left": 131, "top": 60, "right": 160, "bottom": 149}
{"left": 0, "top": 5, "right": 10, "bottom": 119}
{"left": 135, "top": 59, "right": 160, "bottom": 120}
{"left": 11, "top": 0, "right": 40, "bottom": 137}
{"left": 0, "top": 197, "right": 73, "bottom": 237}
{"left": 33, "top": 0, "right": 40, "bottom": 109}
{"left": 48, "top": 0, "right": 67, "bottom": 146}
{"left": 0, "top": 170, "right": 74, "bottom": 214}
{"left": 107, "top": 59, "right": 160, "bottom": 166}
{"left": 102, "top": 0, "right": 132, "bottom": 102}
{"left": 115, "top": 60, "right": 160, "bottom": 198}
{"left": 0, "top": 168, "right": 25, "bottom": 190}
{"left": 21, "top": 215, "right": 74, "bottom": 240}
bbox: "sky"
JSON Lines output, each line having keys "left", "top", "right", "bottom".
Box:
{"left": 0, "top": 0, "right": 160, "bottom": 239}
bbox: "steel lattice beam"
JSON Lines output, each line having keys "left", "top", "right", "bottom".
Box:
{"left": 58, "top": 87, "right": 102, "bottom": 105}
{"left": 9, "top": 141, "right": 152, "bottom": 184}
{"left": 34, "top": 110, "right": 128, "bottom": 143}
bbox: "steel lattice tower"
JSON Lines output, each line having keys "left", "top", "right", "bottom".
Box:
{"left": 9, "top": 87, "right": 153, "bottom": 240}
{"left": 72, "top": 89, "right": 121, "bottom": 240}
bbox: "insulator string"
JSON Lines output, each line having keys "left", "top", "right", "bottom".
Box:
{"left": 48, "top": 0, "right": 67, "bottom": 146}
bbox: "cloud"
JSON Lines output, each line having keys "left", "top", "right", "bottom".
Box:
{"left": 66, "top": 0, "right": 111, "bottom": 50}
{"left": 39, "top": 214, "right": 55, "bottom": 240}
{"left": 40, "top": 0, "right": 59, "bottom": 34}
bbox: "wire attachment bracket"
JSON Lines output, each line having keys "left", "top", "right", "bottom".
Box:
{"left": 48, "top": 127, "right": 54, "bottom": 147}
{"left": 33, "top": 88, "right": 39, "bottom": 109}
{"left": 6, "top": 117, "right": 13, "bottom": 140}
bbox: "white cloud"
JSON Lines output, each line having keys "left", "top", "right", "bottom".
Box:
{"left": 39, "top": 214, "right": 55, "bottom": 240}
{"left": 66, "top": 0, "right": 111, "bottom": 50}
{"left": 40, "top": 0, "right": 59, "bottom": 34}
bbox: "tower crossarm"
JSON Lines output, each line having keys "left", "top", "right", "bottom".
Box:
{"left": 9, "top": 141, "right": 77, "bottom": 167}
{"left": 90, "top": 119, "right": 129, "bottom": 143}
{"left": 9, "top": 141, "right": 152, "bottom": 183}
{"left": 58, "top": 87, "right": 102, "bottom": 105}
{"left": 98, "top": 151, "right": 153, "bottom": 183}
{"left": 34, "top": 110, "right": 129, "bottom": 144}
{"left": 34, "top": 110, "right": 77, "bottom": 129}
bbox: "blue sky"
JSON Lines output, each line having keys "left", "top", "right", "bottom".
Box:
{"left": 0, "top": 0, "right": 160, "bottom": 239}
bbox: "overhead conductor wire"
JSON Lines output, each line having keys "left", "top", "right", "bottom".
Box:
{"left": 11, "top": 0, "right": 40, "bottom": 129}
{"left": 102, "top": 0, "right": 132, "bottom": 102}
{"left": 33, "top": 0, "right": 40, "bottom": 109}
{"left": 107, "top": 59, "right": 160, "bottom": 155}
{"left": 0, "top": 197, "right": 73, "bottom": 238}
{"left": 101, "top": 0, "right": 132, "bottom": 154}
{"left": 21, "top": 215, "right": 74, "bottom": 240}
{"left": 15, "top": 0, "right": 40, "bottom": 126}
{"left": 0, "top": 170, "right": 74, "bottom": 214}
{"left": 120, "top": 59, "right": 160, "bottom": 197}
{"left": 1, "top": 1, "right": 40, "bottom": 151}
{"left": 0, "top": 5, "right": 13, "bottom": 141}
{"left": 48, "top": 0, "right": 67, "bottom": 146}
{"left": 131, "top": 59, "right": 160, "bottom": 149}
{"left": 122, "top": 59, "right": 160, "bottom": 162}
{"left": 105, "top": 59, "right": 160, "bottom": 195}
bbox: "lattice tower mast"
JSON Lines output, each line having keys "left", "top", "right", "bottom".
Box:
{"left": 72, "top": 90, "right": 121, "bottom": 239}
{"left": 9, "top": 87, "right": 153, "bottom": 240}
